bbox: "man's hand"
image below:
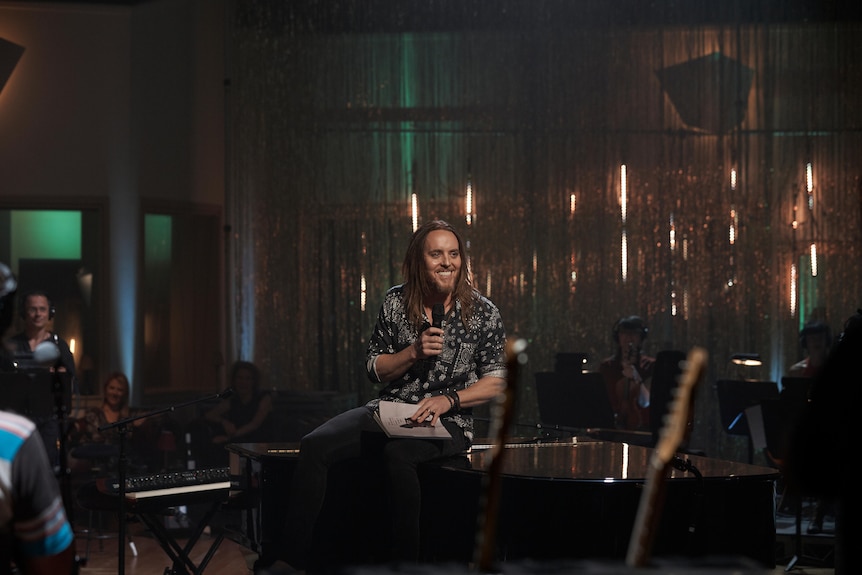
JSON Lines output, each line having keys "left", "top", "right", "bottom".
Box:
{"left": 414, "top": 326, "right": 444, "bottom": 360}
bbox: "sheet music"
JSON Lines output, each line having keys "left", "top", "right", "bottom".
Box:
{"left": 373, "top": 401, "right": 452, "bottom": 439}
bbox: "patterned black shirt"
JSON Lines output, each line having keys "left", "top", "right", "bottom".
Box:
{"left": 365, "top": 284, "right": 507, "bottom": 442}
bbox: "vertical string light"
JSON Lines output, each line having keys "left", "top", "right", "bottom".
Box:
{"left": 570, "top": 192, "right": 578, "bottom": 293}
{"left": 728, "top": 167, "right": 738, "bottom": 287}
{"left": 806, "top": 160, "right": 817, "bottom": 277}
{"left": 532, "top": 250, "right": 538, "bottom": 298}
{"left": 789, "top": 262, "right": 797, "bottom": 316}
{"left": 729, "top": 207, "right": 738, "bottom": 245}
{"left": 411, "top": 193, "right": 419, "bottom": 233}
{"left": 620, "top": 164, "right": 628, "bottom": 282}
{"left": 669, "top": 213, "right": 677, "bottom": 316}
{"left": 360, "top": 231, "right": 367, "bottom": 312}
{"left": 465, "top": 170, "right": 474, "bottom": 227}
{"left": 809, "top": 242, "right": 818, "bottom": 277}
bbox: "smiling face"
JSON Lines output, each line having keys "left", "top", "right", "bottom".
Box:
{"left": 104, "top": 377, "right": 127, "bottom": 410}
{"left": 22, "top": 294, "right": 51, "bottom": 330}
{"left": 422, "top": 229, "right": 461, "bottom": 297}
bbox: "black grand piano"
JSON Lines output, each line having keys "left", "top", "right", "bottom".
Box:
{"left": 226, "top": 437, "right": 779, "bottom": 572}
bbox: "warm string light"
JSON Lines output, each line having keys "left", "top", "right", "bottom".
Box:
{"left": 411, "top": 193, "right": 419, "bottom": 232}
{"left": 789, "top": 263, "right": 797, "bottom": 316}
{"left": 730, "top": 167, "right": 737, "bottom": 191}
{"left": 532, "top": 250, "right": 538, "bottom": 297}
{"left": 620, "top": 164, "right": 628, "bottom": 224}
{"left": 569, "top": 193, "right": 576, "bottom": 216}
{"left": 621, "top": 229, "right": 628, "bottom": 282}
{"left": 620, "top": 164, "right": 628, "bottom": 281}
{"left": 806, "top": 161, "right": 814, "bottom": 210}
{"left": 465, "top": 174, "right": 474, "bottom": 227}
{"left": 809, "top": 243, "right": 817, "bottom": 276}
{"left": 669, "top": 213, "right": 676, "bottom": 252}
{"left": 360, "top": 274, "right": 367, "bottom": 312}
{"left": 683, "top": 288, "right": 690, "bottom": 320}
{"left": 728, "top": 207, "right": 737, "bottom": 245}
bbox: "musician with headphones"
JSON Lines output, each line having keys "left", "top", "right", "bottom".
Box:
{"left": 787, "top": 320, "right": 832, "bottom": 378}
{"left": 6, "top": 290, "right": 77, "bottom": 378}
{"left": 4, "top": 290, "right": 78, "bottom": 473}
{"left": 598, "top": 315, "right": 656, "bottom": 432}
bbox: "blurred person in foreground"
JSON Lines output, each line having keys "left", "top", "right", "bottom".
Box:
{"left": 784, "top": 308, "right": 862, "bottom": 575}
{"left": 0, "top": 262, "right": 77, "bottom": 574}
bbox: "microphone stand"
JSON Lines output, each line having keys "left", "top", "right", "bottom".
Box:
{"left": 98, "top": 389, "right": 233, "bottom": 575}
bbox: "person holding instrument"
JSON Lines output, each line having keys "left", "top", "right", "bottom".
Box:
{"left": 599, "top": 315, "right": 655, "bottom": 432}
{"left": 256, "top": 219, "right": 507, "bottom": 574}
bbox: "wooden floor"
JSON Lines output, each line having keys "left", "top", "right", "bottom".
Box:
{"left": 72, "top": 523, "right": 836, "bottom": 575}
{"left": 75, "top": 522, "right": 256, "bottom": 574}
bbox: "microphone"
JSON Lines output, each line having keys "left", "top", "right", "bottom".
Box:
{"left": 32, "top": 340, "right": 61, "bottom": 366}
{"left": 218, "top": 387, "right": 234, "bottom": 400}
{"left": 432, "top": 303, "right": 445, "bottom": 329}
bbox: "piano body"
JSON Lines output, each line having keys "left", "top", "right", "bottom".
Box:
{"left": 227, "top": 438, "right": 780, "bottom": 571}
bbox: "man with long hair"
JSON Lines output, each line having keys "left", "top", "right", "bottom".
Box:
{"left": 257, "top": 219, "right": 507, "bottom": 573}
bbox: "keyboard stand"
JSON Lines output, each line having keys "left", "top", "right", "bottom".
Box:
{"left": 131, "top": 495, "right": 226, "bottom": 575}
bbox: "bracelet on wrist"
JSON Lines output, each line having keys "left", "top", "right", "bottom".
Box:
{"left": 444, "top": 394, "right": 455, "bottom": 410}
{"left": 447, "top": 390, "right": 461, "bottom": 411}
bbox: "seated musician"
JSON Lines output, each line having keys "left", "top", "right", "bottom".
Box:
{"left": 787, "top": 320, "right": 832, "bottom": 377}
{"left": 186, "top": 360, "right": 274, "bottom": 468}
{"left": 67, "top": 371, "right": 157, "bottom": 474}
{"left": 255, "top": 219, "right": 508, "bottom": 574}
{"left": 599, "top": 315, "right": 655, "bottom": 432}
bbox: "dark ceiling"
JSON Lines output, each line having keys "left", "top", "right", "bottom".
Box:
{"left": 15, "top": 0, "right": 862, "bottom": 27}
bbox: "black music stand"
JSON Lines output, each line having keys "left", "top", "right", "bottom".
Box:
{"left": 99, "top": 389, "right": 233, "bottom": 575}
{"left": 714, "top": 379, "right": 779, "bottom": 463}
{"left": 534, "top": 371, "right": 615, "bottom": 432}
{"left": 554, "top": 352, "right": 589, "bottom": 376}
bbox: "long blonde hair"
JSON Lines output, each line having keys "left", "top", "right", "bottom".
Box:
{"left": 102, "top": 371, "right": 131, "bottom": 418}
{"left": 401, "top": 219, "right": 477, "bottom": 330}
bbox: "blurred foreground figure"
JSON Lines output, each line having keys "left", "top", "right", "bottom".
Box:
{"left": 0, "top": 262, "right": 77, "bottom": 574}
{"left": 784, "top": 308, "right": 862, "bottom": 575}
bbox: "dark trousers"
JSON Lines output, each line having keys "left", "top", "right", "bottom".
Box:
{"left": 280, "top": 405, "right": 467, "bottom": 568}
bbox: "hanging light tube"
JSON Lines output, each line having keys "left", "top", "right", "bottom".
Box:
{"left": 810, "top": 243, "right": 818, "bottom": 277}
{"left": 790, "top": 263, "right": 797, "bottom": 316}
{"left": 465, "top": 174, "right": 474, "bottom": 227}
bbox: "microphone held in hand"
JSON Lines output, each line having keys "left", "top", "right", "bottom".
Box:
{"left": 432, "top": 303, "right": 445, "bottom": 329}
{"left": 219, "top": 387, "right": 234, "bottom": 400}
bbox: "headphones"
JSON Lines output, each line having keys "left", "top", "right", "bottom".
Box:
{"left": 799, "top": 321, "right": 831, "bottom": 350}
{"left": 613, "top": 315, "right": 648, "bottom": 344}
{"left": 19, "top": 290, "right": 56, "bottom": 321}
